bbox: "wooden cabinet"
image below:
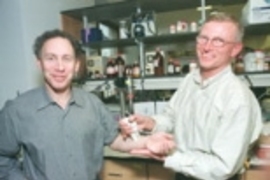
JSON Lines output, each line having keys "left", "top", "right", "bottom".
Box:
{"left": 101, "top": 158, "right": 175, "bottom": 180}
{"left": 241, "top": 168, "right": 270, "bottom": 180}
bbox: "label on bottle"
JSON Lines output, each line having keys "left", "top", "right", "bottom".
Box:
{"left": 175, "top": 66, "right": 181, "bottom": 73}
{"left": 133, "top": 66, "right": 140, "bottom": 77}
{"left": 170, "top": 25, "right": 176, "bottom": 34}
{"left": 168, "top": 64, "right": 174, "bottom": 74}
{"left": 107, "top": 66, "right": 115, "bottom": 75}
{"left": 154, "top": 58, "right": 159, "bottom": 67}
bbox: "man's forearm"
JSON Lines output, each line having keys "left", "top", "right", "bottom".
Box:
{"left": 109, "top": 134, "right": 147, "bottom": 152}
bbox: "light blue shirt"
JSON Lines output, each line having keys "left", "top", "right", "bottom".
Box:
{"left": 0, "top": 87, "right": 118, "bottom": 180}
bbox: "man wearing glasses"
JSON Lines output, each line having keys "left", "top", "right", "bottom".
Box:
{"left": 120, "top": 12, "right": 263, "bottom": 180}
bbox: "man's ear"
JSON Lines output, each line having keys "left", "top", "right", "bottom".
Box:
{"left": 75, "top": 59, "right": 80, "bottom": 73}
{"left": 231, "top": 43, "right": 243, "bottom": 58}
{"left": 36, "top": 59, "right": 42, "bottom": 70}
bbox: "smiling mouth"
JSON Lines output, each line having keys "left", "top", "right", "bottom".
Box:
{"left": 53, "top": 75, "right": 66, "bottom": 82}
{"left": 201, "top": 52, "right": 214, "bottom": 59}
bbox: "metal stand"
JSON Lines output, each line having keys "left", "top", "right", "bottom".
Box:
{"left": 117, "top": 65, "right": 126, "bottom": 118}
{"left": 138, "top": 39, "right": 145, "bottom": 90}
{"left": 126, "top": 75, "right": 134, "bottom": 114}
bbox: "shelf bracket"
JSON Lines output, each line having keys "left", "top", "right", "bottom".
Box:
{"left": 199, "top": 0, "right": 206, "bottom": 24}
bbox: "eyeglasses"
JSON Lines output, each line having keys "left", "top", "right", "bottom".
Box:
{"left": 196, "top": 35, "right": 237, "bottom": 47}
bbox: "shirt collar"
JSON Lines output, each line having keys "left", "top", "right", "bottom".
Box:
{"left": 70, "top": 88, "right": 84, "bottom": 108}
{"left": 36, "top": 87, "right": 54, "bottom": 110}
{"left": 192, "top": 65, "right": 232, "bottom": 88}
{"left": 37, "top": 86, "right": 84, "bottom": 110}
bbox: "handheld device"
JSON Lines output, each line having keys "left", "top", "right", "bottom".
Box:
{"left": 122, "top": 117, "right": 140, "bottom": 141}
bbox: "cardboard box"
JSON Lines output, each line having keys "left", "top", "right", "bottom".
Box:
{"left": 86, "top": 55, "right": 105, "bottom": 77}
{"left": 241, "top": 169, "right": 270, "bottom": 180}
{"left": 147, "top": 161, "right": 175, "bottom": 180}
{"left": 242, "top": 0, "right": 270, "bottom": 25}
{"left": 155, "top": 101, "right": 168, "bottom": 114}
{"left": 101, "top": 159, "right": 147, "bottom": 180}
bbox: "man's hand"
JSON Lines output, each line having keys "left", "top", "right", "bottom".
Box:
{"left": 119, "top": 114, "right": 156, "bottom": 139}
{"left": 129, "top": 132, "right": 176, "bottom": 161}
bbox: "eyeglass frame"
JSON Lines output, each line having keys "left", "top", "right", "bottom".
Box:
{"left": 196, "top": 35, "right": 239, "bottom": 47}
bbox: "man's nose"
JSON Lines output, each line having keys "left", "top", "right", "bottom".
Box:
{"left": 203, "top": 39, "right": 213, "bottom": 50}
{"left": 56, "top": 59, "right": 64, "bottom": 71}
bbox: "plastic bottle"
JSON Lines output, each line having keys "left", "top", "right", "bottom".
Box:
{"left": 189, "top": 60, "right": 197, "bottom": 73}
{"left": 255, "top": 50, "right": 265, "bottom": 72}
{"left": 167, "top": 59, "right": 175, "bottom": 75}
{"left": 174, "top": 61, "right": 181, "bottom": 74}
{"left": 106, "top": 59, "right": 115, "bottom": 78}
{"left": 132, "top": 61, "right": 140, "bottom": 78}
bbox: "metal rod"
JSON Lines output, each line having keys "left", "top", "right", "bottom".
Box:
{"left": 200, "top": 0, "right": 206, "bottom": 23}
{"left": 83, "top": 15, "right": 88, "bottom": 29}
{"left": 118, "top": 65, "right": 126, "bottom": 118}
{"left": 127, "top": 75, "right": 134, "bottom": 114}
{"left": 138, "top": 40, "right": 145, "bottom": 90}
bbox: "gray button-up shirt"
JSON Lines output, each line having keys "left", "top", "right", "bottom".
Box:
{"left": 0, "top": 87, "right": 119, "bottom": 180}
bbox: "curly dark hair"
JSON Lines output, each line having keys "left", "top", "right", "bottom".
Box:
{"left": 33, "top": 29, "right": 82, "bottom": 59}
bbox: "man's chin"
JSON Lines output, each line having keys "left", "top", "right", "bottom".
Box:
{"left": 50, "top": 83, "right": 71, "bottom": 93}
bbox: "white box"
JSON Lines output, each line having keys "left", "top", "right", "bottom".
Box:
{"left": 155, "top": 101, "right": 168, "bottom": 114}
{"left": 242, "top": 0, "right": 270, "bottom": 25}
{"left": 134, "top": 102, "right": 155, "bottom": 116}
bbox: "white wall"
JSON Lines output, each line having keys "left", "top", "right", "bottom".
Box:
{"left": 0, "top": 0, "right": 95, "bottom": 108}
{"left": 0, "top": 0, "right": 25, "bottom": 108}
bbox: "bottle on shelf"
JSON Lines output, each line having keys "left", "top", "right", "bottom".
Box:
{"left": 125, "top": 64, "right": 132, "bottom": 77}
{"left": 132, "top": 61, "right": 140, "bottom": 78}
{"left": 167, "top": 58, "right": 175, "bottom": 75}
{"left": 190, "top": 21, "right": 198, "bottom": 32}
{"left": 119, "top": 20, "right": 129, "bottom": 39}
{"left": 255, "top": 50, "right": 265, "bottom": 72}
{"left": 106, "top": 58, "right": 116, "bottom": 78}
{"left": 189, "top": 60, "right": 197, "bottom": 73}
{"left": 153, "top": 47, "right": 164, "bottom": 76}
{"left": 111, "top": 58, "right": 118, "bottom": 78}
{"left": 174, "top": 60, "right": 182, "bottom": 74}
{"left": 115, "top": 53, "right": 126, "bottom": 77}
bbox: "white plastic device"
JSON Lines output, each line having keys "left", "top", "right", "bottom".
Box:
{"left": 122, "top": 117, "right": 140, "bottom": 141}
